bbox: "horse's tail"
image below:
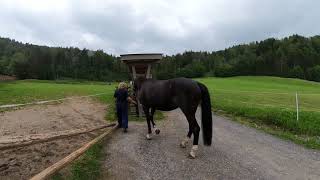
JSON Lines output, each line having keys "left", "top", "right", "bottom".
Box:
{"left": 197, "top": 82, "right": 213, "bottom": 146}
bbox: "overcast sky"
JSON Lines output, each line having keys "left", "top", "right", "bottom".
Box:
{"left": 0, "top": 0, "right": 319, "bottom": 55}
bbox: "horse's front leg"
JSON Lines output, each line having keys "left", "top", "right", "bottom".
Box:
{"left": 143, "top": 106, "right": 152, "bottom": 140}
{"left": 180, "top": 125, "right": 192, "bottom": 148}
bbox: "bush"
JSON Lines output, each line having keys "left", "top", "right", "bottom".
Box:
{"left": 10, "top": 53, "right": 29, "bottom": 79}
{"left": 289, "top": 66, "right": 305, "bottom": 79}
{"left": 176, "top": 68, "right": 193, "bottom": 78}
{"left": 176, "top": 62, "right": 206, "bottom": 78}
{"left": 214, "top": 64, "right": 235, "bottom": 77}
{"left": 307, "top": 65, "right": 320, "bottom": 82}
{"left": 155, "top": 71, "right": 175, "bottom": 80}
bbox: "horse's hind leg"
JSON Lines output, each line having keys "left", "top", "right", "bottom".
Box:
{"left": 189, "top": 116, "right": 200, "bottom": 158}
{"left": 180, "top": 104, "right": 200, "bottom": 158}
{"left": 143, "top": 106, "right": 152, "bottom": 140}
{"left": 150, "top": 107, "right": 156, "bottom": 127}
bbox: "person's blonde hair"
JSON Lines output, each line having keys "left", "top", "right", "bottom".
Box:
{"left": 118, "top": 82, "right": 127, "bottom": 89}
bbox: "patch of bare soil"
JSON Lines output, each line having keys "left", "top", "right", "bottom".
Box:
{"left": 0, "top": 75, "right": 16, "bottom": 81}
{"left": 0, "top": 98, "right": 109, "bottom": 180}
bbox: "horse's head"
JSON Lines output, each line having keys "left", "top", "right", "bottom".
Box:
{"left": 133, "top": 76, "right": 146, "bottom": 92}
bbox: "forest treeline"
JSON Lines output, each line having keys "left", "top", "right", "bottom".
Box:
{"left": 0, "top": 38, "right": 129, "bottom": 81}
{"left": 1, "top": 34, "right": 320, "bottom": 82}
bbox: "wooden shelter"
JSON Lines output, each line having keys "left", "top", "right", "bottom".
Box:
{"left": 120, "top": 53, "right": 163, "bottom": 117}
{"left": 120, "top": 53, "right": 162, "bottom": 79}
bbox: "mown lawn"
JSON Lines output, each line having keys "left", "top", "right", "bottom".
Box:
{"left": 197, "top": 76, "right": 320, "bottom": 148}
{"left": 0, "top": 80, "right": 117, "bottom": 105}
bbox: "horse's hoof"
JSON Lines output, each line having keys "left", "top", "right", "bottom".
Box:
{"left": 180, "top": 141, "right": 187, "bottom": 148}
{"left": 155, "top": 128, "right": 160, "bottom": 134}
{"left": 188, "top": 145, "right": 198, "bottom": 159}
{"left": 180, "top": 137, "right": 189, "bottom": 148}
{"left": 188, "top": 152, "right": 196, "bottom": 159}
{"left": 146, "top": 134, "right": 152, "bottom": 140}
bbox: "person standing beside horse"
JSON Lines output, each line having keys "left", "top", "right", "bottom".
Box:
{"left": 114, "top": 82, "right": 136, "bottom": 133}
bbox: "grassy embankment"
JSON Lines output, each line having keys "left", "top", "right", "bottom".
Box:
{"left": 197, "top": 76, "right": 320, "bottom": 149}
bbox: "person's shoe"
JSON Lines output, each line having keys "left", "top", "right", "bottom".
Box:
{"left": 116, "top": 125, "right": 122, "bottom": 129}
{"left": 123, "top": 128, "right": 128, "bottom": 133}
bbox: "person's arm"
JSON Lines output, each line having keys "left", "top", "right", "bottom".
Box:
{"left": 127, "top": 96, "right": 137, "bottom": 105}
{"left": 125, "top": 90, "right": 137, "bottom": 104}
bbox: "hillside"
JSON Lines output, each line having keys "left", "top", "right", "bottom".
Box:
{"left": 1, "top": 35, "right": 320, "bottom": 82}
{"left": 0, "top": 37, "right": 129, "bottom": 81}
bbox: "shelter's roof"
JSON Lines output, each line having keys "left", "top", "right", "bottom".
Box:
{"left": 120, "top": 53, "right": 162, "bottom": 63}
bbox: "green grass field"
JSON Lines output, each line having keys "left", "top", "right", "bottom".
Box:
{"left": 1, "top": 77, "right": 320, "bottom": 179}
{"left": 0, "top": 80, "right": 117, "bottom": 106}
{"left": 2, "top": 77, "right": 320, "bottom": 137}
{"left": 197, "top": 76, "right": 320, "bottom": 138}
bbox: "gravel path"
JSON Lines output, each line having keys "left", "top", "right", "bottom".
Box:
{"left": 101, "top": 109, "right": 320, "bottom": 180}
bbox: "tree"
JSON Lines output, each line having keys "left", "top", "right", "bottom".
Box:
{"left": 10, "top": 52, "right": 28, "bottom": 79}
{"left": 0, "top": 56, "right": 10, "bottom": 75}
{"left": 289, "top": 66, "right": 305, "bottom": 79}
{"left": 307, "top": 65, "right": 320, "bottom": 82}
{"left": 2, "top": 35, "right": 320, "bottom": 81}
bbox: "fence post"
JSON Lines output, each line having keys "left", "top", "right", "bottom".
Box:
{"left": 296, "top": 92, "right": 299, "bottom": 121}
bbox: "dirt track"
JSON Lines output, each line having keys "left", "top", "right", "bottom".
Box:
{"left": 101, "top": 109, "right": 320, "bottom": 180}
{"left": 0, "top": 98, "right": 108, "bottom": 179}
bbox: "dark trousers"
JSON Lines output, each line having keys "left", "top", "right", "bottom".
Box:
{"left": 116, "top": 103, "right": 128, "bottom": 128}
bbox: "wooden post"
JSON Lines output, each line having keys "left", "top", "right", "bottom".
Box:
{"left": 137, "top": 95, "right": 143, "bottom": 117}
{"left": 296, "top": 92, "right": 299, "bottom": 121}
{"left": 131, "top": 65, "right": 136, "bottom": 79}
{"left": 132, "top": 65, "right": 143, "bottom": 117}
{"left": 146, "top": 64, "right": 151, "bottom": 79}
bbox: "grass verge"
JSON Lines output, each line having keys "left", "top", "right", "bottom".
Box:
{"left": 51, "top": 143, "right": 104, "bottom": 180}
{"left": 69, "top": 143, "right": 104, "bottom": 180}
{"left": 215, "top": 110, "right": 320, "bottom": 150}
{"left": 196, "top": 76, "right": 320, "bottom": 149}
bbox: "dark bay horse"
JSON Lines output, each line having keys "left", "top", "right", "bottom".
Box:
{"left": 133, "top": 77, "right": 213, "bottom": 158}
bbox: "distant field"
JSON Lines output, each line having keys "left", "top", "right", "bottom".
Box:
{"left": 197, "top": 76, "right": 320, "bottom": 136}
{"left": 0, "top": 80, "right": 116, "bottom": 106}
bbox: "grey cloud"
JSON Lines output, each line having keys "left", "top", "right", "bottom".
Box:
{"left": 0, "top": 0, "right": 319, "bottom": 55}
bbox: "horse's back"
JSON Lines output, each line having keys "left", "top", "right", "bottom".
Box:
{"left": 139, "top": 78, "right": 201, "bottom": 110}
{"left": 170, "top": 78, "right": 201, "bottom": 95}
{"left": 147, "top": 77, "right": 201, "bottom": 97}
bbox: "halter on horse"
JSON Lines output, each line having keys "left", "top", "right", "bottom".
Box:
{"left": 133, "top": 77, "right": 213, "bottom": 158}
